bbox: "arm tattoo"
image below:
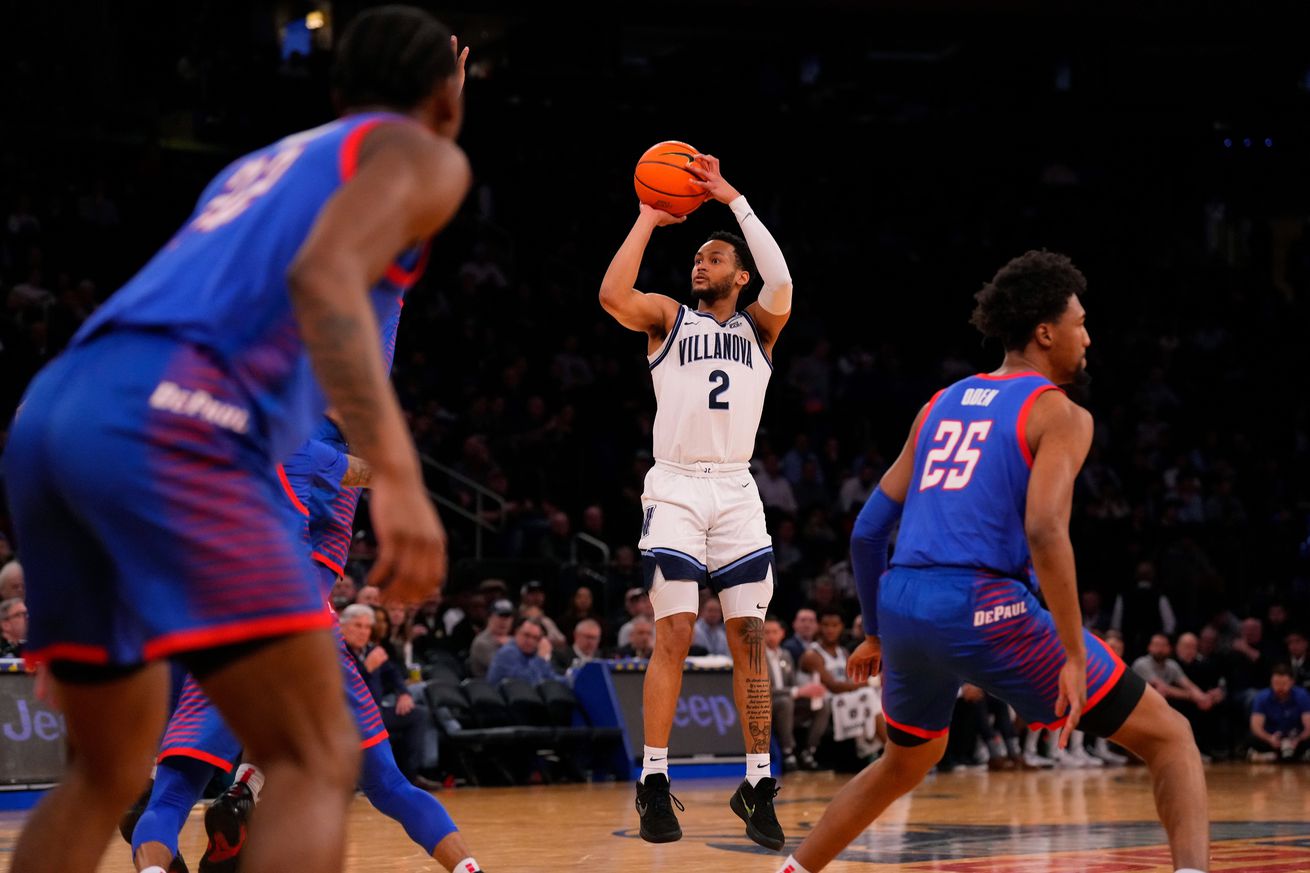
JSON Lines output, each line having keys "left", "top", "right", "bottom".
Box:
{"left": 341, "top": 454, "right": 373, "bottom": 487}
{"left": 296, "top": 302, "right": 387, "bottom": 463}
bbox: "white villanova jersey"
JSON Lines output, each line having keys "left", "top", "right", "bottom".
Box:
{"left": 647, "top": 305, "right": 773, "bottom": 465}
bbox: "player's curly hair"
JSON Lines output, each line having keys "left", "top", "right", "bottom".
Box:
{"left": 707, "top": 230, "right": 757, "bottom": 291}
{"left": 333, "top": 6, "right": 456, "bottom": 111}
{"left": 969, "top": 250, "right": 1086, "bottom": 350}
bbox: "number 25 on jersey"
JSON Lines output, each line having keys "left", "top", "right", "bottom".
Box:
{"left": 919, "top": 420, "right": 992, "bottom": 491}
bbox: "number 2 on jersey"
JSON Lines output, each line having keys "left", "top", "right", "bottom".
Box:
{"left": 708, "top": 369, "right": 730, "bottom": 409}
{"left": 919, "top": 420, "right": 992, "bottom": 491}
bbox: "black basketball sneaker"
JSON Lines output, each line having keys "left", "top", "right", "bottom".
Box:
{"left": 730, "top": 777, "right": 785, "bottom": 851}
{"left": 635, "top": 773, "right": 684, "bottom": 843}
{"left": 197, "top": 781, "right": 254, "bottom": 873}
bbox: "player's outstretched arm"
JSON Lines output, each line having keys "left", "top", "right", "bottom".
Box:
{"left": 598, "top": 205, "right": 682, "bottom": 339}
{"left": 287, "top": 124, "right": 470, "bottom": 602}
{"left": 1024, "top": 390, "right": 1094, "bottom": 745}
{"left": 689, "top": 154, "right": 793, "bottom": 350}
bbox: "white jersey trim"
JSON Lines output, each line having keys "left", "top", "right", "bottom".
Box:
{"left": 647, "top": 305, "right": 686, "bottom": 370}
{"left": 737, "top": 309, "right": 773, "bottom": 371}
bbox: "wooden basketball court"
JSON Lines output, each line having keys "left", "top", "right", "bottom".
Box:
{"left": 2, "top": 763, "right": 1307, "bottom": 872}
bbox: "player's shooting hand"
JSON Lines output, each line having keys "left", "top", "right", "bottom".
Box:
{"left": 688, "top": 154, "right": 741, "bottom": 204}
{"left": 1054, "top": 656, "right": 1087, "bottom": 749}
{"left": 451, "top": 35, "right": 469, "bottom": 96}
{"left": 638, "top": 203, "right": 686, "bottom": 227}
{"left": 367, "top": 475, "right": 448, "bottom": 606}
{"left": 847, "top": 636, "right": 882, "bottom": 683}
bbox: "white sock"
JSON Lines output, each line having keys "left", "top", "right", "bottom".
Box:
{"left": 452, "top": 857, "right": 481, "bottom": 873}
{"left": 745, "top": 752, "right": 771, "bottom": 786}
{"left": 776, "top": 855, "right": 812, "bottom": 873}
{"left": 141, "top": 867, "right": 167, "bottom": 873}
{"left": 1175, "top": 869, "right": 1205, "bottom": 873}
{"left": 234, "top": 762, "right": 264, "bottom": 802}
{"left": 640, "top": 745, "right": 669, "bottom": 783}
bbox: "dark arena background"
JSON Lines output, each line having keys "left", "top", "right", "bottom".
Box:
{"left": 2, "top": 2, "right": 1310, "bottom": 871}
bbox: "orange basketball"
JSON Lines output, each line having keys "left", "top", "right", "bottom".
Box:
{"left": 633, "top": 140, "right": 710, "bottom": 216}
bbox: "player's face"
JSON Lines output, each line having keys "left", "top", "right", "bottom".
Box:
{"left": 1048, "top": 294, "right": 1090, "bottom": 383}
{"left": 820, "top": 615, "right": 844, "bottom": 644}
{"left": 691, "top": 241, "right": 746, "bottom": 303}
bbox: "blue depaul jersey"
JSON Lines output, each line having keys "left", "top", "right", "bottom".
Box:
{"left": 71, "top": 111, "right": 422, "bottom": 460}
{"left": 891, "top": 372, "right": 1065, "bottom": 586}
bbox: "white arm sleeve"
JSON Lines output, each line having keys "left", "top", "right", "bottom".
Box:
{"left": 729, "top": 195, "right": 792, "bottom": 315}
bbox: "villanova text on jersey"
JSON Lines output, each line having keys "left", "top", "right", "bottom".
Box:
{"left": 677, "top": 331, "right": 755, "bottom": 368}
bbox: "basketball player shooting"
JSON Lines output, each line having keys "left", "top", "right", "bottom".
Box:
{"left": 599, "top": 154, "right": 793, "bottom": 851}
{"left": 773, "top": 252, "right": 1210, "bottom": 873}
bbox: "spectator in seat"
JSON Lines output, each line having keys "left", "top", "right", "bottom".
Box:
{"left": 783, "top": 608, "right": 818, "bottom": 663}
{"left": 1263, "top": 604, "right": 1292, "bottom": 663}
{"left": 1132, "top": 634, "right": 1209, "bottom": 707}
{"left": 1248, "top": 665, "right": 1310, "bottom": 762}
{"left": 552, "top": 618, "right": 602, "bottom": 673}
{"left": 1230, "top": 617, "right": 1273, "bottom": 711}
{"left": 0, "top": 598, "right": 28, "bottom": 658}
{"left": 0, "top": 561, "right": 25, "bottom": 601}
{"left": 446, "top": 591, "right": 489, "bottom": 660}
{"left": 340, "top": 605, "right": 424, "bottom": 784}
{"left": 519, "top": 579, "right": 566, "bottom": 648}
{"left": 616, "top": 588, "right": 655, "bottom": 648}
{"left": 1286, "top": 631, "right": 1310, "bottom": 690}
{"left": 356, "top": 585, "right": 382, "bottom": 607}
{"left": 1174, "top": 631, "right": 1228, "bottom": 757}
{"left": 1133, "top": 634, "right": 1219, "bottom": 754}
{"left": 764, "top": 616, "right": 824, "bottom": 771}
{"left": 617, "top": 616, "right": 655, "bottom": 659}
{"left": 1110, "top": 561, "right": 1176, "bottom": 656}
{"left": 469, "top": 599, "right": 515, "bottom": 678}
{"left": 559, "top": 585, "right": 601, "bottom": 640}
{"left": 692, "top": 595, "right": 729, "bottom": 657}
{"left": 488, "top": 616, "right": 558, "bottom": 686}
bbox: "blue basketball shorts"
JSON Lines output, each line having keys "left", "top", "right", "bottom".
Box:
{"left": 5, "top": 332, "right": 331, "bottom": 668}
{"left": 878, "top": 566, "right": 1131, "bottom": 743}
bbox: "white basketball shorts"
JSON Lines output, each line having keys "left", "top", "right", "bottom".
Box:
{"left": 638, "top": 459, "right": 775, "bottom": 621}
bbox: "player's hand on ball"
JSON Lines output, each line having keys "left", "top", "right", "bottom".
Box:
{"left": 1054, "top": 655, "right": 1087, "bottom": 748}
{"left": 688, "top": 153, "right": 741, "bottom": 204}
{"left": 638, "top": 203, "right": 686, "bottom": 226}
{"left": 847, "top": 635, "right": 882, "bottom": 683}
{"left": 367, "top": 475, "right": 448, "bottom": 605}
